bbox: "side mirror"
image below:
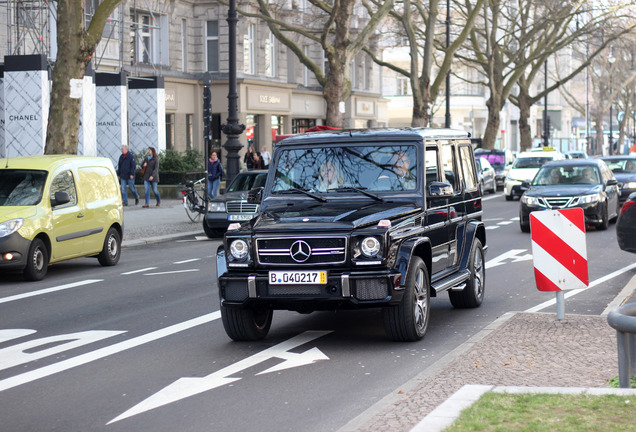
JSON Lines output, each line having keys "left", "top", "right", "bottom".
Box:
{"left": 219, "top": 187, "right": 227, "bottom": 195}
{"left": 606, "top": 178, "right": 618, "bottom": 186}
{"left": 247, "top": 187, "right": 264, "bottom": 204}
{"left": 51, "top": 191, "right": 70, "bottom": 207}
{"left": 428, "top": 181, "right": 453, "bottom": 197}
{"left": 521, "top": 181, "right": 531, "bottom": 189}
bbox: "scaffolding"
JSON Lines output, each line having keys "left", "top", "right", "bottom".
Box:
{"left": 0, "top": 0, "right": 163, "bottom": 75}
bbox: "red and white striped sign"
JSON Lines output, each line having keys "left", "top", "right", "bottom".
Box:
{"left": 530, "top": 208, "right": 589, "bottom": 291}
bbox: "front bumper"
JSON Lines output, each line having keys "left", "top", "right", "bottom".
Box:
{"left": 205, "top": 212, "right": 256, "bottom": 229}
{"left": 504, "top": 180, "right": 524, "bottom": 197}
{"left": 519, "top": 201, "right": 604, "bottom": 227}
{"left": 219, "top": 269, "right": 403, "bottom": 311}
{"left": 0, "top": 232, "right": 31, "bottom": 271}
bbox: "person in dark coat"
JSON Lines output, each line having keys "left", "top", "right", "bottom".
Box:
{"left": 116, "top": 144, "right": 140, "bottom": 206}
{"left": 141, "top": 146, "right": 161, "bottom": 207}
{"left": 208, "top": 151, "right": 223, "bottom": 199}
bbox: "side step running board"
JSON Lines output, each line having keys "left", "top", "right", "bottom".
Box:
{"left": 432, "top": 269, "right": 470, "bottom": 294}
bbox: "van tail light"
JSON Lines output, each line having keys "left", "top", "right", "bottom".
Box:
{"left": 620, "top": 200, "right": 635, "bottom": 215}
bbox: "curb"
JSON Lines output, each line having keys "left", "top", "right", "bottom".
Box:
{"left": 337, "top": 312, "right": 519, "bottom": 432}
{"left": 121, "top": 230, "right": 204, "bottom": 248}
{"left": 411, "top": 384, "right": 636, "bottom": 432}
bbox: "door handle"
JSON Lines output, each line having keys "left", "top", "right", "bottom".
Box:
{"left": 77, "top": 214, "right": 85, "bottom": 218}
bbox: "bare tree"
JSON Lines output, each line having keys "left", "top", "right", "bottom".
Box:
{"left": 230, "top": 0, "right": 394, "bottom": 127}
{"left": 45, "top": 0, "right": 124, "bottom": 154}
{"left": 457, "top": 0, "right": 634, "bottom": 150}
{"left": 363, "top": 0, "right": 485, "bottom": 127}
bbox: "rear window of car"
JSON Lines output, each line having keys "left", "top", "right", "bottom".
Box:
{"left": 512, "top": 157, "right": 553, "bottom": 169}
{"left": 476, "top": 152, "right": 505, "bottom": 167}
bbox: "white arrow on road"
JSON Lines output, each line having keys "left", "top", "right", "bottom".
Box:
{"left": 109, "top": 330, "right": 332, "bottom": 424}
{"left": 485, "top": 249, "right": 533, "bottom": 269}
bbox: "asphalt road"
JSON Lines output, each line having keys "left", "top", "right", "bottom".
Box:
{"left": 1, "top": 192, "right": 634, "bottom": 432}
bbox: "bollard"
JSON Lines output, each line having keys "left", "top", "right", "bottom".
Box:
{"left": 607, "top": 302, "right": 636, "bottom": 388}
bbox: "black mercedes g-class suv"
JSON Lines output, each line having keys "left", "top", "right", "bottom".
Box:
{"left": 216, "top": 128, "right": 487, "bottom": 342}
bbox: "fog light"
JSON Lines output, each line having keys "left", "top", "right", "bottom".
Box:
{"left": 3, "top": 252, "right": 14, "bottom": 261}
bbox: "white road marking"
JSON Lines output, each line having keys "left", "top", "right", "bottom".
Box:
{"left": 109, "top": 330, "right": 332, "bottom": 424}
{"left": 485, "top": 249, "right": 533, "bottom": 269}
{"left": 0, "top": 312, "right": 220, "bottom": 393}
{"left": 0, "top": 279, "right": 103, "bottom": 305}
{"left": 497, "top": 220, "right": 513, "bottom": 225}
{"left": 144, "top": 269, "right": 200, "bottom": 276}
{"left": 121, "top": 267, "right": 157, "bottom": 275}
{"left": 486, "top": 226, "right": 500, "bottom": 230}
{"left": 173, "top": 258, "right": 200, "bottom": 264}
{"left": 525, "top": 262, "right": 636, "bottom": 313}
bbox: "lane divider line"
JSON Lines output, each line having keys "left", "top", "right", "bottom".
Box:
{"left": 0, "top": 279, "right": 103, "bottom": 305}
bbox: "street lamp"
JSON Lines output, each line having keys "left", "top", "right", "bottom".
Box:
{"left": 608, "top": 50, "right": 615, "bottom": 156}
{"left": 221, "top": 0, "right": 246, "bottom": 186}
{"left": 444, "top": 0, "right": 451, "bottom": 128}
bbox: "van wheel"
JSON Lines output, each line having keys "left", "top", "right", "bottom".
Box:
{"left": 23, "top": 238, "right": 48, "bottom": 281}
{"left": 450, "top": 239, "right": 485, "bottom": 308}
{"left": 221, "top": 305, "right": 273, "bottom": 341}
{"left": 383, "top": 256, "right": 430, "bottom": 342}
{"left": 505, "top": 194, "right": 513, "bottom": 201}
{"left": 97, "top": 227, "right": 121, "bottom": 266}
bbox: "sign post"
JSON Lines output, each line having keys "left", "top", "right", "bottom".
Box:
{"left": 530, "top": 208, "right": 589, "bottom": 320}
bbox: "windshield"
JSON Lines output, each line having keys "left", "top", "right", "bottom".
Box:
{"left": 476, "top": 152, "right": 505, "bottom": 167}
{"left": 227, "top": 172, "right": 268, "bottom": 192}
{"left": 272, "top": 145, "right": 418, "bottom": 193}
{"left": 0, "top": 169, "right": 47, "bottom": 206}
{"left": 602, "top": 158, "right": 636, "bottom": 174}
{"left": 532, "top": 165, "right": 600, "bottom": 186}
{"left": 513, "top": 157, "right": 553, "bottom": 169}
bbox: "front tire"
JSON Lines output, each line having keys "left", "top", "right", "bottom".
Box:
{"left": 597, "top": 202, "right": 609, "bottom": 230}
{"left": 449, "top": 239, "right": 485, "bottom": 308}
{"left": 202, "top": 220, "right": 225, "bottom": 239}
{"left": 221, "top": 305, "right": 273, "bottom": 341}
{"left": 383, "top": 256, "right": 430, "bottom": 342}
{"left": 97, "top": 227, "right": 121, "bottom": 266}
{"left": 23, "top": 238, "right": 48, "bottom": 281}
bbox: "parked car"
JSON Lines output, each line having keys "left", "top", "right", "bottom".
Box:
{"left": 616, "top": 192, "right": 636, "bottom": 253}
{"left": 504, "top": 148, "right": 565, "bottom": 201}
{"left": 598, "top": 156, "right": 636, "bottom": 203}
{"left": 0, "top": 155, "right": 123, "bottom": 281}
{"left": 203, "top": 170, "right": 268, "bottom": 238}
{"left": 217, "top": 128, "right": 487, "bottom": 342}
{"left": 475, "top": 157, "right": 496, "bottom": 194}
{"left": 474, "top": 148, "right": 514, "bottom": 190}
{"left": 518, "top": 159, "right": 620, "bottom": 232}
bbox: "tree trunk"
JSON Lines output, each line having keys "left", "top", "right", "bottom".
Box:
{"left": 482, "top": 96, "right": 502, "bottom": 149}
{"left": 517, "top": 89, "right": 533, "bottom": 152}
{"left": 593, "top": 113, "right": 604, "bottom": 156}
{"left": 411, "top": 103, "right": 428, "bottom": 127}
{"left": 45, "top": 0, "right": 86, "bottom": 154}
{"left": 323, "top": 60, "right": 346, "bottom": 128}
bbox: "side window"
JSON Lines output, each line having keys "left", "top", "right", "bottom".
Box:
{"left": 459, "top": 145, "right": 478, "bottom": 190}
{"left": 50, "top": 170, "right": 78, "bottom": 206}
{"left": 425, "top": 147, "right": 440, "bottom": 184}
{"left": 441, "top": 142, "right": 459, "bottom": 191}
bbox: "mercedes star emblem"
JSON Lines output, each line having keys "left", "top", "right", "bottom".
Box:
{"left": 290, "top": 240, "right": 311, "bottom": 263}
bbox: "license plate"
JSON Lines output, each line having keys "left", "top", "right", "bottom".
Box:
{"left": 269, "top": 270, "right": 327, "bottom": 285}
{"left": 228, "top": 214, "right": 253, "bottom": 221}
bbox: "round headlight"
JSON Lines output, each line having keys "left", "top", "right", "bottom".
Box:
{"left": 229, "top": 239, "right": 249, "bottom": 260}
{"left": 361, "top": 237, "right": 381, "bottom": 258}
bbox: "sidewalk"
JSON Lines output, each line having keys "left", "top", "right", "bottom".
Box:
{"left": 118, "top": 201, "right": 636, "bottom": 431}
{"left": 121, "top": 199, "right": 205, "bottom": 247}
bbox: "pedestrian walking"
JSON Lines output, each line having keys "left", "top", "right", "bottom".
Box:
{"left": 207, "top": 151, "right": 223, "bottom": 199}
{"left": 141, "top": 146, "right": 161, "bottom": 207}
{"left": 261, "top": 148, "right": 271, "bottom": 169}
{"left": 116, "top": 144, "right": 140, "bottom": 206}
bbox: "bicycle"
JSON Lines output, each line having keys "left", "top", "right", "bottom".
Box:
{"left": 179, "top": 178, "right": 207, "bottom": 222}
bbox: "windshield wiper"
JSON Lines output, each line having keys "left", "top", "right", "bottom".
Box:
{"left": 329, "top": 186, "right": 384, "bottom": 202}
{"left": 276, "top": 187, "right": 327, "bottom": 202}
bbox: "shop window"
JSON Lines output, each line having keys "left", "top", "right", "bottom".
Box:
{"left": 166, "top": 113, "right": 175, "bottom": 150}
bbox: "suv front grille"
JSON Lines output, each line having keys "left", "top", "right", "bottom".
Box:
{"left": 227, "top": 200, "right": 259, "bottom": 214}
{"left": 257, "top": 236, "right": 347, "bottom": 265}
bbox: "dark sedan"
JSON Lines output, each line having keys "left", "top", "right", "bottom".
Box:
{"left": 617, "top": 192, "right": 636, "bottom": 253}
{"left": 519, "top": 159, "right": 620, "bottom": 232}
{"left": 203, "top": 170, "right": 268, "bottom": 238}
{"left": 599, "top": 156, "right": 636, "bottom": 203}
